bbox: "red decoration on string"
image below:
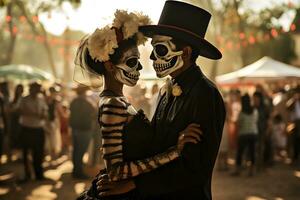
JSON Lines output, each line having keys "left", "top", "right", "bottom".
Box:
{"left": 50, "top": 38, "right": 58, "bottom": 45}
{"left": 219, "top": 48, "right": 224, "bottom": 54}
{"left": 249, "top": 36, "right": 256, "bottom": 44}
{"left": 32, "top": 16, "right": 39, "bottom": 23}
{"left": 288, "top": 1, "right": 294, "bottom": 8}
{"left": 264, "top": 34, "right": 270, "bottom": 41}
{"left": 12, "top": 26, "right": 18, "bottom": 35}
{"left": 24, "top": 34, "right": 33, "bottom": 40}
{"left": 271, "top": 29, "right": 278, "bottom": 37}
{"left": 290, "top": 23, "right": 296, "bottom": 31}
{"left": 5, "top": 16, "right": 12, "bottom": 22}
{"left": 239, "top": 32, "right": 245, "bottom": 39}
{"left": 35, "top": 35, "right": 45, "bottom": 43}
{"left": 242, "top": 41, "right": 248, "bottom": 47}
{"left": 216, "top": 36, "right": 224, "bottom": 44}
{"left": 226, "top": 41, "right": 233, "bottom": 50}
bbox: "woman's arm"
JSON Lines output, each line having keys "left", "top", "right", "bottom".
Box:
{"left": 100, "top": 97, "right": 180, "bottom": 182}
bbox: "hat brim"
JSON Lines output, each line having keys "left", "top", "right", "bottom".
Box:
{"left": 139, "top": 24, "right": 222, "bottom": 60}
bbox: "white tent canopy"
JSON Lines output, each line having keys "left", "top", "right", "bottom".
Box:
{"left": 216, "top": 56, "right": 300, "bottom": 85}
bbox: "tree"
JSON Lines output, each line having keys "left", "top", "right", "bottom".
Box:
{"left": 212, "top": 0, "right": 297, "bottom": 68}
{"left": 0, "top": 0, "right": 81, "bottom": 78}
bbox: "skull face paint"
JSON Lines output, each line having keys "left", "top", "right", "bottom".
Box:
{"left": 150, "top": 35, "right": 184, "bottom": 78}
{"left": 114, "top": 46, "right": 142, "bottom": 86}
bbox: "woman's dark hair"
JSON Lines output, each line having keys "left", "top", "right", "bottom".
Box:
{"left": 273, "top": 114, "right": 283, "bottom": 124}
{"left": 241, "top": 94, "right": 254, "bottom": 114}
{"left": 253, "top": 91, "right": 264, "bottom": 108}
{"left": 84, "top": 37, "right": 138, "bottom": 75}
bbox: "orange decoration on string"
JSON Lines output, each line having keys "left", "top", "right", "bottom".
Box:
{"left": 35, "top": 35, "right": 45, "bottom": 43}
{"left": 226, "top": 41, "right": 233, "bottom": 50}
{"left": 19, "top": 16, "right": 26, "bottom": 22}
{"left": 264, "top": 34, "right": 270, "bottom": 41}
{"left": 32, "top": 16, "right": 39, "bottom": 23}
{"left": 58, "top": 48, "right": 64, "bottom": 55}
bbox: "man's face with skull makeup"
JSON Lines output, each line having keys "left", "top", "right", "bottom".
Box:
{"left": 114, "top": 46, "right": 142, "bottom": 87}
{"left": 150, "top": 35, "right": 184, "bottom": 78}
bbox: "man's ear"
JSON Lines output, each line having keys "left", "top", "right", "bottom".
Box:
{"left": 104, "top": 61, "right": 114, "bottom": 72}
{"left": 182, "top": 46, "right": 192, "bottom": 60}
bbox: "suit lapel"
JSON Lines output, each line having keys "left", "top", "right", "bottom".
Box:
{"left": 167, "top": 94, "right": 187, "bottom": 122}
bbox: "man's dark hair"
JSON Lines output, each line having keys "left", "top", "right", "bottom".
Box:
{"left": 171, "top": 38, "right": 199, "bottom": 63}
{"left": 241, "top": 94, "right": 254, "bottom": 114}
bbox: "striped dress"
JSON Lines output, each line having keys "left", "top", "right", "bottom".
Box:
{"left": 99, "top": 95, "right": 180, "bottom": 182}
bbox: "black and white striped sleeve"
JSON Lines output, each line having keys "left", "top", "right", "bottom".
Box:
{"left": 99, "top": 97, "right": 180, "bottom": 182}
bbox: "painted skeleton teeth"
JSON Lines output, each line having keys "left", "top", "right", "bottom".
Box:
{"left": 153, "top": 56, "right": 178, "bottom": 72}
{"left": 124, "top": 71, "right": 139, "bottom": 80}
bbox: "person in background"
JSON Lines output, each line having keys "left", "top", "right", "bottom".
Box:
{"left": 136, "top": 86, "right": 151, "bottom": 118}
{"left": 0, "top": 93, "right": 5, "bottom": 164}
{"left": 233, "top": 94, "right": 258, "bottom": 176}
{"left": 19, "top": 82, "right": 48, "bottom": 181}
{"left": 70, "top": 85, "right": 96, "bottom": 179}
{"left": 253, "top": 91, "right": 272, "bottom": 169}
{"left": 228, "top": 89, "right": 241, "bottom": 153}
{"left": 217, "top": 99, "right": 229, "bottom": 171}
{"left": 0, "top": 82, "right": 10, "bottom": 162}
{"left": 149, "top": 83, "right": 159, "bottom": 120}
{"left": 45, "top": 86, "right": 62, "bottom": 158}
{"left": 9, "top": 84, "right": 24, "bottom": 150}
{"left": 286, "top": 87, "right": 300, "bottom": 164}
{"left": 271, "top": 114, "right": 287, "bottom": 160}
{"left": 58, "top": 101, "right": 71, "bottom": 156}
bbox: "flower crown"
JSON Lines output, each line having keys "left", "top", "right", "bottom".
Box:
{"left": 87, "top": 10, "right": 151, "bottom": 62}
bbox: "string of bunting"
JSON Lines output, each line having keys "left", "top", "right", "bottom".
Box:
{"left": 217, "top": 23, "right": 298, "bottom": 53}
{"left": 0, "top": 2, "right": 299, "bottom": 54}
{"left": 1, "top": 15, "right": 79, "bottom": 47}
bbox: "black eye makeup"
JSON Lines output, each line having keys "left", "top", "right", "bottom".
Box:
{"left": 126, "top": 57, "right": 139, "bottom": 68}
{"left": 154, "top": 44, "right": 168, "bottom": 57}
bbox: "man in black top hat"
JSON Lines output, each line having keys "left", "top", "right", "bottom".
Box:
{"left": 98, "top": 1, "right": 225, "bottom": 199}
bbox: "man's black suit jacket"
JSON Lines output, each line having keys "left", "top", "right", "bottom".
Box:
{"left": 134, "top": 64, "right": 226, "bottom": 200}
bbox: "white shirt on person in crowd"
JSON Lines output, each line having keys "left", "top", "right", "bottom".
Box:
{"left": 237, "top": 109, "right": 259, "bottom": 135}
{"left": 19, "top": 94, "right": 48, "bottom": 128}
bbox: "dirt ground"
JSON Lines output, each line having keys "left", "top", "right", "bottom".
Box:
{"left": 0, "top": 157, "right": 299, "bottom": 200}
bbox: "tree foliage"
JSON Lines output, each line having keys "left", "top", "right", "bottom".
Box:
{"left": 212, "top": 0, "right": 297, "bottom": 67}
{"left": 0, "top": 0, "right": 81, "bottom": 77}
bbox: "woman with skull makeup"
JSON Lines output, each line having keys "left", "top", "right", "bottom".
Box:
{"left": 75, "top": 10, "right": 203, "bottom": 200}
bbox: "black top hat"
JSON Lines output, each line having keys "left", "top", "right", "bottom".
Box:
{"left": 139, "top": 0, "right": 222, "bottom": 60}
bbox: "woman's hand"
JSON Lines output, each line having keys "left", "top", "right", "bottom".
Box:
{"left": 177, "top": 123, "right": 203, "bottom": 153}
{"left": 96, "top": 174, "right": 135, "bottom": 196}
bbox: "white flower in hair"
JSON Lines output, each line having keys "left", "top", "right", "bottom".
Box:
{"left": 86, "top": 10, "right": 151, "bottom": 62}
{"left": 136, "top": 12, "right": 152, "bottom": 45}
{"left": 88, "top": 26, "right": 118, "bottom": 62}
{"left": 113, "top": 10, "right": 138, "bottom": 39}
{"left": 113, "top": 10, "right": 151, "bottom": 42}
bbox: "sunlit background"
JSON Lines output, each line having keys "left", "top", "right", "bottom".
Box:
{"left": 0, "top": 0, "right": 300, "bottom": 199}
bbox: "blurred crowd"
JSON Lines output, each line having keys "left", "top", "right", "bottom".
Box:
{"left": 0, "top": 80, "right": 161, "bottom": 182}
{"left": 0, "top": 79, "right": 299, "bottom": 182}
{"left": 218, "top": 83, "right": 300, "bottom": 176}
